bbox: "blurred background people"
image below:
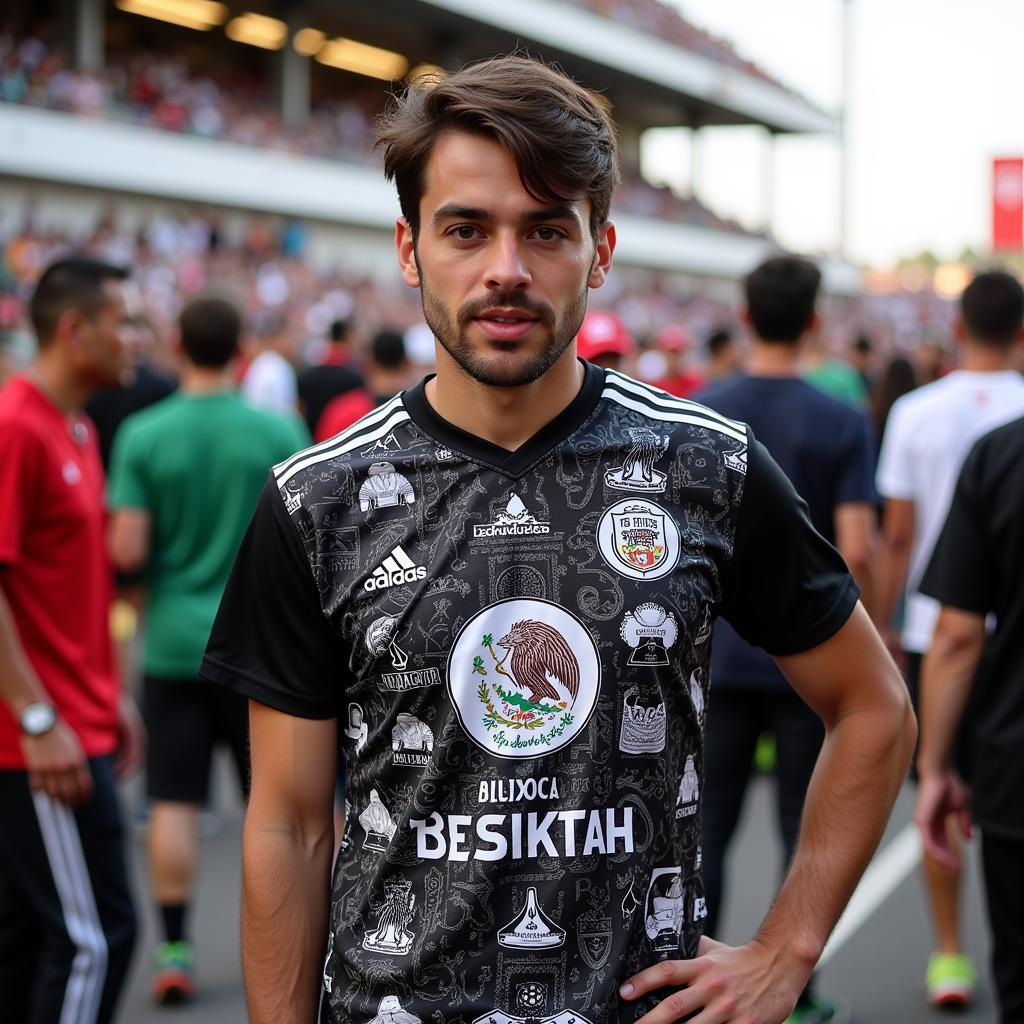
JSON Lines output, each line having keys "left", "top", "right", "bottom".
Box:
{"left": 696, "top": 255, "right": 878, "bottom": 1024}
{"left": 240, "top": 313, "right": 300, "bottom": 415}
{"left": 0, "top": 255, "right": 141, "bottom": 1024}
{"left": 106, "top": 294, "right": 307, "bottom": 1005}
{"left": 651, "top": 323, "right": 704, "bottom": 396}
{"left": 575, "top": 309, "right": 636, "bottom": 372}
{"left": 315, "top": 327, "right": 411, "bottom": 441}
{"left": 704, "top": 325, "right": 743, "bottom": 384}
{"left": 297, "top": 317, "right": 364, "bottom": 438}
{"left": 915, "top": 412, "right": 1024, "bottom": 1024}
{"left": 875, "top": 269, "right": 1024, "bottom": 1009}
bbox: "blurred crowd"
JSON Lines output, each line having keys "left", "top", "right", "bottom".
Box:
{"left": 1, "top": 26, "right": 759, "bottom": 236}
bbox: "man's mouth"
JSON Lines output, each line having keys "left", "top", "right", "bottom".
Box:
{"left": 473, "top": 308, "right": 540, "bottom": 341}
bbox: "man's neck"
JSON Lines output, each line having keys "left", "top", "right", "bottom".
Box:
{"left": 959, "top": 342, "right": 1017, "bottom": 373}
{"left": 746, "top": 339, "right": 801, "bottom": 378}
{"left": 425, "top": 347, "right": 585, "bottom": 452}
{"left": 181, "top": 364, "right": 235, "bottom": 394}
{"left": 30, "top": 352, "right": 88, "bottom": 413}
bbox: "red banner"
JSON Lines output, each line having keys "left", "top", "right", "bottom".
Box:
{"left": 993, "top": 157, "right": 1024, "bottom": 251}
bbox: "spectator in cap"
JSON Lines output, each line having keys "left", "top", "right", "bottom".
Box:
{"left": 575, "top": 310, "right": 635, "bottom": 372}
{"left": 653, "top": 323, "right": 704, "bottom": 398}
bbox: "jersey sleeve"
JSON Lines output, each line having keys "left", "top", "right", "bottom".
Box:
{"left": 0, "top": 424, "right": 42, "bottom": 567}
{"left": 719, "top": 435, "right": 860, "bottom": 656}
{"left": 835, "top": 409, "right": 878, "bottom": 506}
{"left": 918, "top": 443, "right": 993, "bottom": 614}
{"left": 200, "top": 477, "right": 347, "bottom": 718}
{"left": 107, "top": 419, "right": 151, "bottom": 511}
{"left": 875, "top": 398, "right": 915, "bottom": 500}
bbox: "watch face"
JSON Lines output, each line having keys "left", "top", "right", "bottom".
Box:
{"left": 21, "top": 704, "right": 57, "bottom": 736}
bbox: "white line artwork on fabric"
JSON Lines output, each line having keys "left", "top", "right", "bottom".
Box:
{"left": 620, "top": 603, "right": 678, "bottom": 667}
{"left": 366, "top": 615, "right": 409, "bottom": 670}
{"left": 368, "top": 995, "right": 422, "bottom": 1024}
{"left": 359, "top": 789, "right": 397, "bottom": 852}
{"left": 362, "top": 878, "right": 416, "bottom": 956}
{"left": 688, "top": 669, "right": 705, "bottom": 725}
{"left": 619, "top": 686, "right": 667, "bottom": 754}
{"left": 676, "top": 755, "right": 699, "bottom": 818}
{"left": 358, "top": 462, "right": 416, "bottom": 511}
{"left": 645, "top": 867, "right": 685, "bottom": 954}
{"left": 344, "top": 703, "right": 368, "bottom": 754}
{"left": 392, "top": 713, "right": 433, "bottom": 767}
{"left": 497, "top": 887, "right": 566, "bottom": 949}
{"left": 604, "top": 427, "right": 670, "bottom": 492}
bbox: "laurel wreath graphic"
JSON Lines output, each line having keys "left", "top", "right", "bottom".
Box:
{"left": 475, "top": 633, "right": 570, "bottom": 732}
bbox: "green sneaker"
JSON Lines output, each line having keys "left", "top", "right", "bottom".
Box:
{"left": 784, "top": 997, "right": 850, "bottom": 1024}
{"left": 151, "top": 940, "right": 195, "bottom": 1005}
{"left": 926, "top": 952, "right": 976, "bottom": 1008}
{"left": 754, "top": 733, "right": 777, "bottom": 774}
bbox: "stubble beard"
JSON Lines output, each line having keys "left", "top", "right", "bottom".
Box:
{"left": 419, "top": 270, "right": 589, "bottom": 389}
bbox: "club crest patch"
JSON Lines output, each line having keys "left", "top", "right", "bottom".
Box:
{"left": 596, "top": 499, "right": 680, "bottom": 581}
{"left": 447, "top": 598, "right": 599, "bottom": 759}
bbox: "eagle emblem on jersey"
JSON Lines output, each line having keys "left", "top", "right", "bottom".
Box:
{"left": 447, "top": 599, "right": 599, "bottom": 759}
{"left": 597, "top": 499, "right": 681, "bottom": 581}
{"left": 605, "top": 427, "right": 669, "bottom": 492}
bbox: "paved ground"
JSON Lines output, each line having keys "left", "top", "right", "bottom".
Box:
{"left": 117, "top": 762, "right": 997, "bottom": 1023}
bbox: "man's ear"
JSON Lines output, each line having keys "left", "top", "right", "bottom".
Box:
{"left": 588, "top": 221, "right": 616, "bottom": 289}
{"left": 396, "top": 218, "right": 420, "bottom": 288}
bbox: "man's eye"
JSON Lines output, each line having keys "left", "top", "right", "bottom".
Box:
{"left": 534, "top": 227, "right": 564, "bottom": 241}
{"left": 451, "top": 225, "right": 479, "bottom": 240}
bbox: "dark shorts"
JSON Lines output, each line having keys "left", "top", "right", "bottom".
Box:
{"left": 143, "top": 674, "right": 250, "bottom": 803}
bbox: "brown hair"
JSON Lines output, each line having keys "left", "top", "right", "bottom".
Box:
{"left": 376, "top": 55, "right": 619, "bottom": 240}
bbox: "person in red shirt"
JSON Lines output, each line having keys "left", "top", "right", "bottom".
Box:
{"left": 0, "top": 256, "right": 143, "bottom": 1024}
{"left": 575, "top": 309, "right": 635, "bottom": 371}
{"left": 653, "top": 323, "right": 705, "bottom": 397}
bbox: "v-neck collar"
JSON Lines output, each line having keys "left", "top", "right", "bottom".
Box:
{"left": 402, "top": 360, "right": 605, "bottom": 478}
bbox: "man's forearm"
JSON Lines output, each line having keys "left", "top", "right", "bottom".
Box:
{"left": 918, "top": 611, "right": 985, "bottom": 774}
{"left": 0, "top": 583, "right": 50, "bottom": 713}
{"left": 755, "top": 695, "right": 915, "bottom": 963}
{"left": 876, "top": 541, "right": 910, "bottom": 633}
{"left": 241, "top": 817, "right": 333, "bottom": 1024}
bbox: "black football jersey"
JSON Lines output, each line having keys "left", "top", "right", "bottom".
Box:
{"left": 203, "top": 361, "right": 857, "bottom": 1024}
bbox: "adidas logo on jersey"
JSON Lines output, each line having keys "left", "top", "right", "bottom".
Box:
{"left": 364, "top": 546, "right": 427, "bottom": 592}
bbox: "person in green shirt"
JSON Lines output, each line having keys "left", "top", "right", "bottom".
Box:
{"left": 801, "top": 332, "right": 869, "bottom": 407}
{"left": 107, "top": 293, "right": 308, "bottom": 1005}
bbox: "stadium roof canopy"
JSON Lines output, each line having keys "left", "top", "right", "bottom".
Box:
{"left": 301, "top": 0, "right": 835, "bottom": 135}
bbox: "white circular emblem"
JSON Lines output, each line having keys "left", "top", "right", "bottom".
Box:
{"left": 446, "top": 598, "right": 599, "bottom": 760}
{"left": 596, "top": 498, "right": 680, "bottom": 580}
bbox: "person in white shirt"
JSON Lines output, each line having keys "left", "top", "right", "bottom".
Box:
{"left": 876, "top": 269, "right": 1024, "bottom": 1009}
{"left": 241, "top": 315, "right": 299, "bottom": 415}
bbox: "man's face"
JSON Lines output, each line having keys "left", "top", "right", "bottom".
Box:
{"left": 396, "top": 131, "right": 614, "bottom": 388}
{"left": 76, "top": 279, "right": 132, "bottom": 388}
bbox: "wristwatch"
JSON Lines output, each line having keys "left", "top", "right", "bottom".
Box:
{"left": 19, "top": 702, "right": 58, "bottom": 737}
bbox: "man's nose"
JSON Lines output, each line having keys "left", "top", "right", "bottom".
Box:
{"left": 483, "top": 233, "right": 531, "bottom": 293}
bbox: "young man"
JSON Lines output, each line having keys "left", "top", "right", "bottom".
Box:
{"left": 915, "top": 414, "right": 1024, "bottom": 1024}
{"left": 298, "top": 318, "right": 365, "bottom": 438}
{"left": 202, "top": 56, "right": 914, "bottom": 1024}
{"left": 696, "top": 256, "right": 878, "bottom": 1024}
{"left": 107, "top": 294, "right": 309, "bottom": 1004}
{"left": 0, "top": 256, "right": 141, "bottom": 1024}
{"left": 875, "top": 269, "right": 1024, "bottom": 1007}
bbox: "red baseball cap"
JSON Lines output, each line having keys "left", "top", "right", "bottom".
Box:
{"left": 654, "top": 324, "right": 692, "bottom": 352}
{"left": 576, "top": 311, "right": 635, "bottom": 361}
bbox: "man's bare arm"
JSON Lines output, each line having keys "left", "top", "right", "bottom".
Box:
{"left": 620, "top": 605, "right": 915, "bottom": 1024}
{"left": 914, "top": 607, "right": 985, "bottom": 870}
{"left": 0, "top": 579, "right": 93, "bottom": 804}
{"left": 243, "top": 701, "right": 337, "bottom": 1024}
{"left": 108, "top": 508, "right": 152, "bottom": 573}
{"left": 834, "top": 503, "right": 878, "bottom": 616}
{"left": 876, "top": 498, "right": 914, "bottom": 644}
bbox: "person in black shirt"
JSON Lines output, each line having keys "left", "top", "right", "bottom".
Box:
{"left": 201, "top": 55, "right": 914, "bottom": 1024}
{"left": 298, "top": 318, "right": 365, "bottom": 436}
{"left": 916, "top": 414, "right": 1024, "bottom": 1023}
{"left": 697, "top": 257, "right": 878, "bottom": 1024}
